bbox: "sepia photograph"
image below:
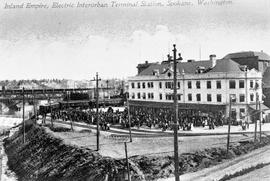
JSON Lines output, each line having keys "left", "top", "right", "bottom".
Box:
{"left": 0, "top": 0, "right": 270, "bottom": 180}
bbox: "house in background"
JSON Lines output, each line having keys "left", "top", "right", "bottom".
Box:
{"left": 223, "top": 51, "right": 270, "bottom": 73}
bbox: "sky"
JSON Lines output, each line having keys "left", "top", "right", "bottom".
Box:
{"left": 0, "top": 0, "right": 270, "bottom": 80}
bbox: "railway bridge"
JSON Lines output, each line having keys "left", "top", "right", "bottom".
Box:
{"left": 0, "top": 87, "right": 114, "bottom": 112}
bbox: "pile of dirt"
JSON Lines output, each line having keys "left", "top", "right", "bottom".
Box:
{"left": 130, "top": 136, "right": 270, "bottom": 180}
{"left": 4, "top": 124, "right": 144, "bottom": 181}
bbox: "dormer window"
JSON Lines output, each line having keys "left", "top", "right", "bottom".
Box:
{"left": 196, "top": 66, "right": 206, "bottom": 74}
{"left": 153, "top": 69, "right": 159, "bottom": 76}
{"left": 167, "top": 72, "right": 172, "bottom": 77}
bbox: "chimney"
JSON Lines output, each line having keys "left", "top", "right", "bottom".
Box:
{"left": 167, "top": 54, "right": 172, "bottom": 61}
{"left": 137, "top": 61, "right": 151, "bottom": 74}
{"left": 210, "top": 54, "right": 216, "bottom": 67}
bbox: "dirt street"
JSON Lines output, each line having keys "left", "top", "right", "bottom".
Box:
{"left": 48, "top": 124, "right": 255, "bottom": 159}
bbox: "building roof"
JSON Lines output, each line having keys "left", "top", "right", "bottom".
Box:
{"left": 209, "top": 59, "right": 243, "bottom": 73}
{"left": 138, "top": 60, "right": 211, "bottom": 76}
{"left": 223, "top": 51, "right": 270, "bottom": 61}
{"left": 138, "top": 59, "right": 244, "bottom": 76}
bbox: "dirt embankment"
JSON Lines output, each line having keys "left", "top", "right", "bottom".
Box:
{"left": 4, "top": 123, "right": 144, "bottom": 181}
{"left": 4, "top": 122, "right": 270, "bottom": 181}
{"left": 131, "top": 136, "right": 270, "bottom": 180}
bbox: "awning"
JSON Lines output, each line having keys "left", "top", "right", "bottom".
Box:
{"left": 249, "top": 104, "right": 270, "bottom": 111}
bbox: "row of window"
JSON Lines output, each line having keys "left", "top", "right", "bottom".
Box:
{"left": 131, "top": 92, "right": 258, "bottom": 103}
{"left": 188, "top": 80, "right": 221, "bottom": 89}
{"left": 164, "top": 82, "right": 181, "bottom": 89}
{"left": 131, "top": 82, "right": 154, "bottom": 89}
{"left": 131, "top": 92, "right": 154, "bottom": 100}
{"left": 165, "top": 94, "right": 181, "bottom": 100}
{"left": 131, "top": 80, "right": 260, "bottom": 89}
{"left": 184, "top": 94, "right": 246, "bottom": 103}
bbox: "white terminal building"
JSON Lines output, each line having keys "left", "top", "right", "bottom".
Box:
{"left": 128, "top": 54, "right": 265, "bottom": 122}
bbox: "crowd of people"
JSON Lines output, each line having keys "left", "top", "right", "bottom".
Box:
{"left": 39, "top": 105, "right": 228, "bottom": 131}
{"left": 127, "top": 106, "right": 225, "bottom": 131}
{"left": 42, "top": 107, "right": 123, "bottom": 131}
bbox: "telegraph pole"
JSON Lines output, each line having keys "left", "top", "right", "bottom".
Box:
{"left": 50, "top": 97, "right": 54, "bottom": 128}
{"left": 227, "top": 96, "right": 232, "bottom": 154}
{"left": 92, "top": 72, "right": 101, "bottom": 151}
{"left": 67, "top": 91, "right": 73, "bottom": 131}
{"left": 126, "top": 93, "right": 132, "bottom": 142}
{"left": 22, "top": 87, "right": 25, "bottom": 143}
{"left": 32, "top": 89, "right": 37, "bottom": 124}
{"left": 172, "top": 44, "right": 181, "bottom": 181}
{"left": 259, "top": 101, "right": 262, "bottom": 142}
{"left": 124, "top": 142, "right": 131, "bottom": 181}
{"left": 254, "top": 92, "right": 258, "bottom": 142}
{"left": 106, "top": 80, "right": 110, "bottom": 99}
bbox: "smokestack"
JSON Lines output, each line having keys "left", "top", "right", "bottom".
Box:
{"left": 210, "top": 54, "right": 216, "bottom": 67}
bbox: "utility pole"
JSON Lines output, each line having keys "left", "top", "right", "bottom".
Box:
{"left": 121, "top": 79, "right": 125, "bottom": 98}
{"left": 244, "top": 67, "right": 249, "bottom": 126}
{"left": 124, "top": 142, "right": 131, "bottom": 181}
{"left": 259, "top": 101, "right": 262, "bottom": 142}
{"left": 68, "top": 92, "right": 73, "bottom": 131}
{"left": 227, "top": 96, "right": 232, "bottom": 154}
{"left": 92, "top": 72, "right": 101, "bottom": 151}
{"left": 101, "top": 84, "right": 105, "bottom": 102}
{"left": 106, "top": 80, "right": 110, "bottom": 99}
{"left": 50, "top": 97, "right": 54, "bottom": 128}
{"left": 172, "top": 44, "right": 182, "bottom": 181}
{"left": 254, "top": 92, "right": 258, "bottom": 142}
{"left": 22, "top": 87, "right": 25, "bottom": 144}
{"left": 126, "top": 93, "right": 132, "bottom": 142}
{"left": 32, "top": 89, "right": 37, "bottom": 124}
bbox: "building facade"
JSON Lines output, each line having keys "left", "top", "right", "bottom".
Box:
{"left": 128, "top": 56, "right": 263, "bottom": 122}
{"left": 222, "top": 51, "right": 270, "bottom": 113}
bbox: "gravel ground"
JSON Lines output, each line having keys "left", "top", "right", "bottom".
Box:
{"left": 47, "top": 123, "right": 255, "bottom": 159}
